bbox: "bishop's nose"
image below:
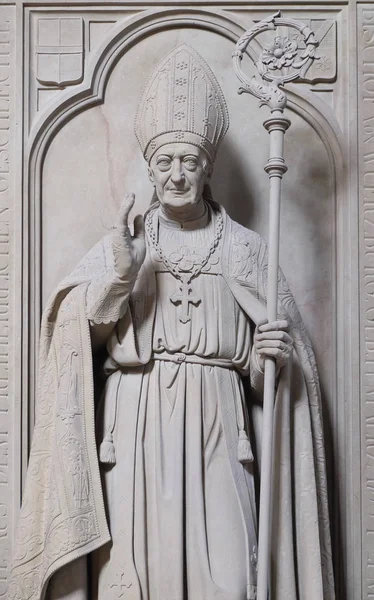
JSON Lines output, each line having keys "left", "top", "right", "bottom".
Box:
{"left": 170, "top": 159, "right": 185, "bottom": 185}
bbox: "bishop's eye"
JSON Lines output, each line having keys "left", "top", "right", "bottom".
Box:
{"left": 183, "top": 156, "right": 198, "bottom": 170}
{"left": 156, "top": 157, "right": 172, "bottom": 170}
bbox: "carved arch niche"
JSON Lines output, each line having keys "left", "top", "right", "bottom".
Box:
{"left": 26, "top": 7, "right": 353, "bottom": 599}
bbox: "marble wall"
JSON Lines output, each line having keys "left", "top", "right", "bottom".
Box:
{"left": 1, "top": 1, "right": 363, "bottom": 598}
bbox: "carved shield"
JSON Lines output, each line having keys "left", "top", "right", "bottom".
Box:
{"left": 36, "top": 17, "right": 84, "bottom": 87}
{"left": 297, "top": 19, "right": 337, "bottom": 83}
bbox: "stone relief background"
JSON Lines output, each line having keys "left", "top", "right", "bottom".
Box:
{"left": 2, "top": 1, "right": 365, "bottom": 599}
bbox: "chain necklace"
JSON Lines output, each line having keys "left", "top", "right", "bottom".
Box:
{"left": 145, "top": 203, "right": 224, "bottom": 323}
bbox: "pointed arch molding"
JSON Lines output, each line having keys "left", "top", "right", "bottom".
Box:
{"left": 26, "top": 7, "right": 353, "bottom": 597}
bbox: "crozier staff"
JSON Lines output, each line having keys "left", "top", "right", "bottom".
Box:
{"left": 10, "top": 44, "right": 334, "bottom": 600}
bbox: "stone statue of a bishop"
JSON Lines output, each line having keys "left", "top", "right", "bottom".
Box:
{"left": 10, "top": 44, "right": 335, "bottom": 600}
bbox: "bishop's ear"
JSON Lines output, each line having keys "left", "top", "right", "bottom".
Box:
{"left": 148, "top": 165, "right": 155, "bottom": 186}
{"left": 203, "top": 158, "right": 213, "bottom": 181}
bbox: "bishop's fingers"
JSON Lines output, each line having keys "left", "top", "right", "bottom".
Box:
{"left": 258, "top": 319, "right": 289, "bottom": 333}
{"left": 115, "top": 193, "right": 135, "bottom": 231}
{"left": 254, "top": 330, "right": 292, "bottom": 344}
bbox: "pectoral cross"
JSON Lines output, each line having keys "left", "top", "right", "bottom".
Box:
{"left": 170, "top": 274, "right": 200, "bottom": 324}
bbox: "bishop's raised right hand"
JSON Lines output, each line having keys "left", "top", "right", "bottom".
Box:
{"left": 112, "top": 193, "right": 146, "bottom": 281}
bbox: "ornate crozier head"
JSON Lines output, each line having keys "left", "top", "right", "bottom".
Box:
{"left": 135, "top": 44, "right": 229, "bottom": 212}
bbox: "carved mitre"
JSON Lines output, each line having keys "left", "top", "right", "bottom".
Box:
{"left": 134, "top": 44, "right": 229, "bottom": 164}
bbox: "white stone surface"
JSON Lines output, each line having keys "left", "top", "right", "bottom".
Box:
{"left": 1, "top": 2, "right": 365, "bottom": 599}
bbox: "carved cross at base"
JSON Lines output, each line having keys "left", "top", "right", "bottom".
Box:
{"left": 170, "top": 274, "right": 200, "bottom": 323}
{"left": 109, "top": 572, "right": 132, "bottom": 598}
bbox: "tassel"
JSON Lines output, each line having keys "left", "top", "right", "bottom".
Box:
{"left": 238, "top": 429, "right": 254, "bottom": 463}
{"left": 100, "top": 432, "right": 116, "bottom": 465}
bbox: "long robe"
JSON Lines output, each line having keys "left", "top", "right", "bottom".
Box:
{"left": 9, "top": 199, "right": 335, "bottom": 600}
{"left": 90, "top": 206, "right": 257, "bottom": 600}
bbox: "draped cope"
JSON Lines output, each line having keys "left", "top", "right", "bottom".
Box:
{"left": 10, "top": 200, "right": 335, "bottom": 600}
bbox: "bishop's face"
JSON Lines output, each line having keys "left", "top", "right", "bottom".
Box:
{"left": 148, "top": 143, "right": 211, "bottom": 216}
